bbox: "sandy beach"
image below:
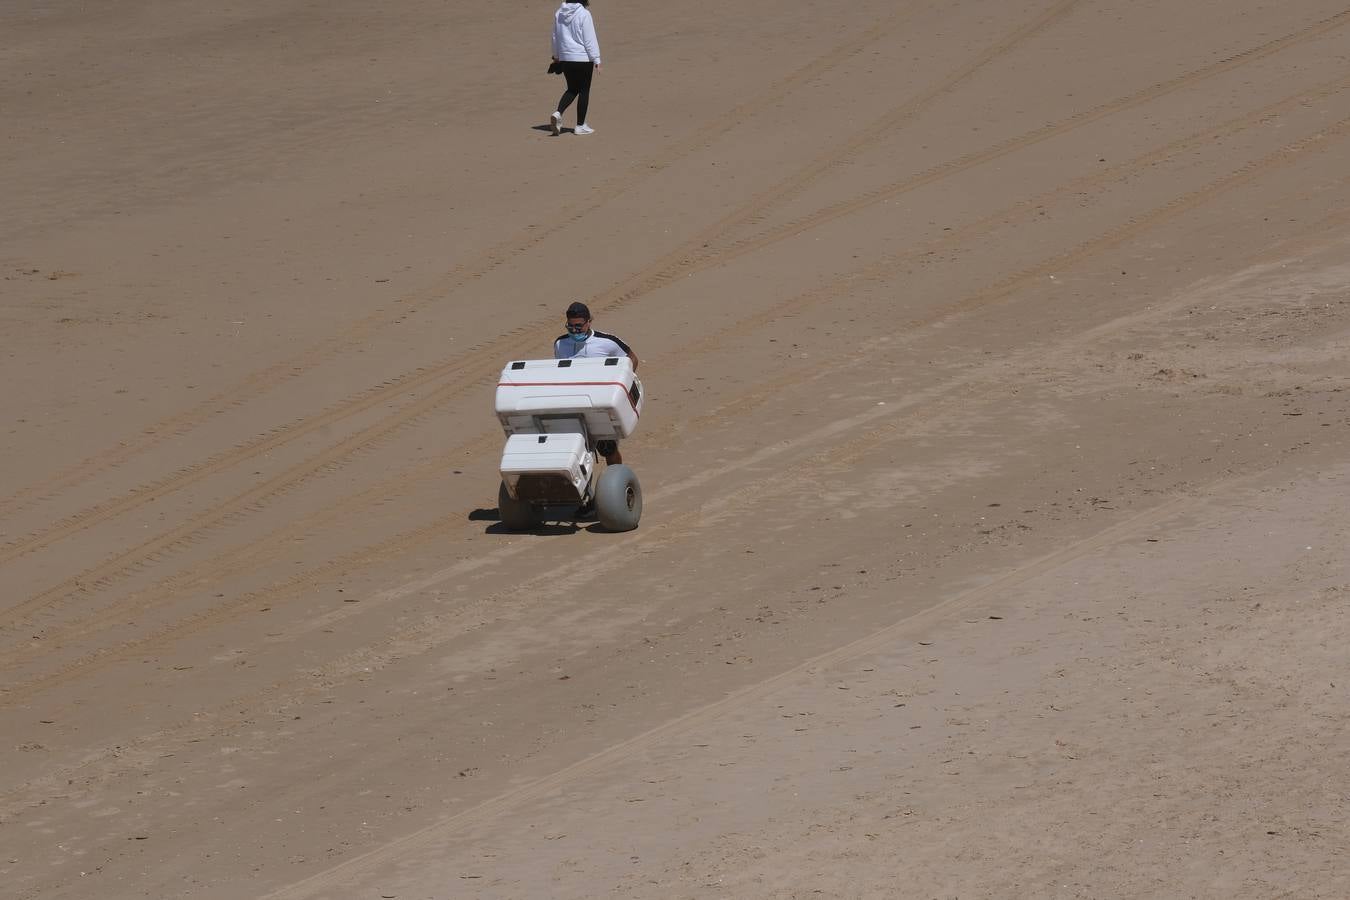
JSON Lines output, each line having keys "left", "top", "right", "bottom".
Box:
{"left": 2, "top": 1, "right": 1347, "bottom": 897}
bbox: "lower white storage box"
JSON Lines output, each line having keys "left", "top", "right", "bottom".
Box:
{"left": 499, "top": 432, "right": 592, "bottom": 503}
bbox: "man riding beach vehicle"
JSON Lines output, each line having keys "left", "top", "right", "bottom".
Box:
{"left": 553, "top": 301, "right": 639, "bottom": 465}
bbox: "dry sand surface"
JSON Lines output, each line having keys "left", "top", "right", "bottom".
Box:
{"left": 2, "top": 1, "right": 1348, "bottom": 897}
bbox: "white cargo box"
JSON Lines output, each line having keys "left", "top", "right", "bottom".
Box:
{"left": 499, "top": 432, "right": 592, "bottom": 502}
{"left": 495, "top": 357, "right": 643, "bottom": 439}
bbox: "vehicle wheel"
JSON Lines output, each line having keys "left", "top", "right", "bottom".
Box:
{"left": 594, "top": 464, "right": 642, "bottom": 532}
{"left": 498, "top": 481, "right": 538, "bottom": 531}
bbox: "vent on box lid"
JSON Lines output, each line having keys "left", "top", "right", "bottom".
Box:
{"left": 558, "top": 359, "right": 572, "bottom": 367}
{"left": 511, "top": 361, "right": 526, "bottom": 370}
{"left": 604, "top": 357, "right": 618, "bottom": 366}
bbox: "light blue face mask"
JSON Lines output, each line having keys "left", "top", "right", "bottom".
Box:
{"left": 570, "top": 331, "right": 589, "bottom": 343}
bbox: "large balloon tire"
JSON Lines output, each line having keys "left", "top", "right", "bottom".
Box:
{"left": 595, "top": 464, "right": 642, "bottom": 532}
{"left": 498, "top": 481, "right": 538, "bottom": 532}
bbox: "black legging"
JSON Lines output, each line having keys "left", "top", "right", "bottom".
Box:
{"left": 556, "top": 61, "right": 595, "bottom": 126}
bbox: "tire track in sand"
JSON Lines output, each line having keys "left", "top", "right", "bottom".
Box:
{"left": 9, "top": 0, "right": 1343, "bottom": 567}
{"left": 5, "top": 176, "right": 1347, "bottom": 820}
{"left": 3, "top": 104, "right": 1346, "bottom": 699}
{"left": 0, "top": 6, "right": 927, "bottom": 522}
{"left": 663, "top": 72, "right": 1350, "bottom": 433}
{"left": 2, "top": 61, "right": 1344, "bottom": 657}
{"left": 0, "top": 260, "right": 1262, "bottom": 820}
{"left": 7, "top": 5, "right": 1343, "bottom": 642}
{"left": 603, "top": 9, "right": 1350, "bottom": 306}
{"left": 0, "top": 2, "right": 1084, "bottom": 617}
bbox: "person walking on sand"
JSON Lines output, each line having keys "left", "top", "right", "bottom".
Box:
{"left": 550, "top": 1, "right": 601, "bottom": 135}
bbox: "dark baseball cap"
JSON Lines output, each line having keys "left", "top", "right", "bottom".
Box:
{"left": 565, "top": 301, "right": 591, "bottom": 319}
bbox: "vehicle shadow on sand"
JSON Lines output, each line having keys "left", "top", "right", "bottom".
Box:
{"left": 468, "top": 507, "right": 606, "bottom": 535}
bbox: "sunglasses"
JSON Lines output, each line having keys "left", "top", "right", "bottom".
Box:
{"left": 565, "top": 321, "right": 590, "bottom": 333}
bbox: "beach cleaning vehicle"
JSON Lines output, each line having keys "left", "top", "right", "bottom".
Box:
{"left": 494, "top": 356, "right": 644, "bottom": 532}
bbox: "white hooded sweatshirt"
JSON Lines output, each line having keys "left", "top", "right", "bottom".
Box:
{"left": 552, "top": 2, "right": 601, "bottom": 64}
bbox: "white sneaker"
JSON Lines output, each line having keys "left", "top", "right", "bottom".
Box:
{"left": 574, "top": 123, "right": 594, "bottom": 135}
{"left": 549, "top": 110, "right": 562, "bottom": 136}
